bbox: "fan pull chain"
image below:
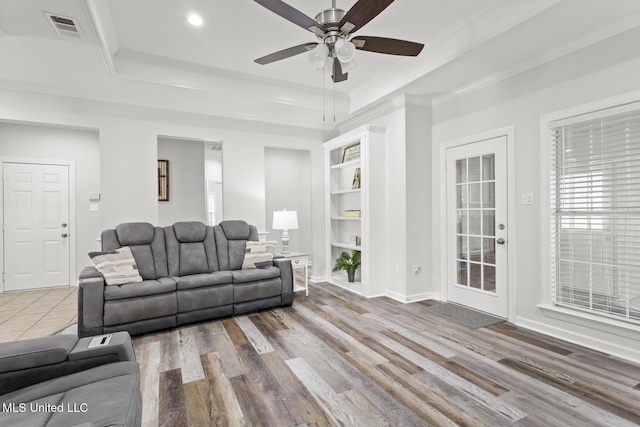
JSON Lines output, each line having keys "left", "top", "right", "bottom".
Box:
{"left": 322, "top": 70, "right": 326, "bottom": 122}
{"left": 333, "top": 77, "right": 336, "bottom": 122}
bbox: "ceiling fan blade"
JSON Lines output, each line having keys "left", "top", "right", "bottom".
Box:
{"left": 339, "top": 0, "right": 394, "bottom": 34}
{"left": 254, "top": 0, "right": 324, "bottom": 36}
{"left": 332, "top": 58, "right": 348, "bottom": 83}
{"left": 255, "top": 43, "right": 318, "bottom": 65}
{"left": 352, "top": 36, "right": 424, "bottom": 56}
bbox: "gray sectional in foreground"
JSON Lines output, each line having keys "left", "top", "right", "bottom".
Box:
{"left": 0, "top": 332, "right": 141, "bottom": 427}
{"left": 78, "top": 220, "right": 293, "bottom": 338}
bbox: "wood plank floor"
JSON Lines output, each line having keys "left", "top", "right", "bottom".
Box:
{"left": 132, "top": 282, "right": 640, "bottom": 427}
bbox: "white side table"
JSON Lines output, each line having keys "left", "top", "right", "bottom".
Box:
{"left": 281, "top": 252, "right": 309, "bottom": 296}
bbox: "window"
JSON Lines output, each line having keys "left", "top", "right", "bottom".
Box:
{"left": 550, "top": 106, "right": 640, "bottom": 323}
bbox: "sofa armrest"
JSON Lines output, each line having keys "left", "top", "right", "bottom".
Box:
{"left": 78, "top": 266, "right": 105, "bottom": 338}
{"left": 69, "top": 332, "right": 136, "bottom": 363}
{"left": 273, "top": 258, "right": 293, "bottom": 295}
{"left": 0, "top": 335, "right": 78, "bottom": 375}
{"left": 0, "top": 335, "right": 85, "bottom": 395}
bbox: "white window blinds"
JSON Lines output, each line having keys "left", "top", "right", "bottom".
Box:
{"left": 550, "top": 107, "right": 640, "bottom": 324}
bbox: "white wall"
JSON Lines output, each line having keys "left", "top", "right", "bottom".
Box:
{"left": 0, "top": 121, "right": 101, "bottom": 278}
{"left": 338, "top": 96, "right": 432, "bottom": 300}
{"left": 157, "top": 137, "right": 206, "bottom": 226}
{"left": 265, "top": 147, "right": 312, "bottom": 255}
{"left": 431, "top": 26, "right": 640, "bottom": 361}
{"left": 0, "top": 87, "right": 328, "bottom": 278}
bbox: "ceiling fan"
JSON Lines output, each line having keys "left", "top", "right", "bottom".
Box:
{"left": 253, "top": 0, "right": 424, "bottom": 83}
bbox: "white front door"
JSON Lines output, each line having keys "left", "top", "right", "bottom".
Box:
{"left": 446, "top": 136, "right": 508, "bottom": 318}
{"left": 3, "top": 163, "right": 70, "bottom": 291}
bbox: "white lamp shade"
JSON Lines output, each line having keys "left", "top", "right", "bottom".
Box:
{"left": 335, "top": 38, "right": 356, "bottom": 63}
{"left": 272, "top": 210, "right": 298, "bottom": 230}
{"left": 308, "top": 44, "right": 330, "bottom": 69}
{"left": 315, "top": 56, "right": 334, "bottom": 73}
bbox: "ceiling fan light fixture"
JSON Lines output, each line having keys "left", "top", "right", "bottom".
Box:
{"left": 335, "top": 38, "right": 356, "bottom": 63}
{"left": 339, "top": 59, "right": 358, "bottom": 73}
{"left": 308, "top": 43, "right": 330, "bottom": 68}
{"left": 315, "top": 56, "right": 334, "bottom": 73}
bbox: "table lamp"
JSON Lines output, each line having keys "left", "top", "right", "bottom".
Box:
{"left": 272, "top": 209, "right": 298, "bottom": 255}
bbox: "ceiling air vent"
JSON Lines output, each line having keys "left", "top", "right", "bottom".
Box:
{"left": 44, "top": 12, "right": 83, "bottom": 39}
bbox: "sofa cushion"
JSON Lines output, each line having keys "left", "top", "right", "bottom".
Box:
{"left": 0, "top": 362, "right": 141, "bottom": 427}
{"left": 0, "top": 335, "right": 77, "bottom": 374}
{"left": 177, "top": 284, "right": 234, "bottom": 312}
{"left": 231, "top": 266, "right": 281, "bottom": 284}
{"left": 173, "top": 272, "right": 233, "bottom": 290}
{"left": 242, "top": 241, "right": 277, "bottom": 269}
{"left": 165, "top": 223, "right": 219, "bottom": 277}
{"left": 89, "top": 247, "right": 143, "bottom": 286}
{"left": 115, "top": 222, "right": 155, "bottom": 245}
{"left": 104, "top": 293, "right": 177, "bottom": 326}
{"left": 220, "top": 220, "right": 251, "bottom": 240}
{"left": 178, "top": 242, "right": 209, "bottom": 276}
{"left": 104, "top": 277, "right": 176, "bottom": 301}
{"left": 173, "top": 221, "right": 207, "bottom": 242}
{"left": 234, "top": 278, "right": 282, "bottom": 303}
{"left": 102, "top": 223, "right": 169, "bottom": 280}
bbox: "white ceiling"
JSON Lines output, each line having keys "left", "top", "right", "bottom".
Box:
{"left": 1, "top": 0, "right": 640, "bottom": 129}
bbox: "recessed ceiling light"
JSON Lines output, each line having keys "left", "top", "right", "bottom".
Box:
{"left": 188, "top": 14, "right": 203, "bottom": 26}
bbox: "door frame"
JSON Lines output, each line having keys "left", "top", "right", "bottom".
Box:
{"left": 438, "top": 127, "right": 517, "bottom": 322}
{"left": 0, "top": 157, "right": 76, "bottom": 293}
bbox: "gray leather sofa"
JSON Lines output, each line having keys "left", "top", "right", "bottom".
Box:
{"left": 0, "top": 332, "right": 141, "bottom": 427}
{"left": 78, "top": 220, "right": 293, "bottom": 338}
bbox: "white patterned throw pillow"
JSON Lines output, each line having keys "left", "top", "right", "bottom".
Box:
{"left": 89, "top": 246, "right": 143, "bottom": 285}
{"left": 242, "top": 241, "right": 277, "bottom": 269}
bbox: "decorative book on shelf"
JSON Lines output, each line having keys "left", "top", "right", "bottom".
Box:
{"left": 343, "top": 210, "right": 361, "bottom": 218}
{"left": 352, "top": 167, "right": 361, "bottom": 189}
{"left": 342, "top": 143, "right": 361, "bottom": 163}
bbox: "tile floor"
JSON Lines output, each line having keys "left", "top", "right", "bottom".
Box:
{"left": 0, "top": 286, "right": 78, "bottom": 343}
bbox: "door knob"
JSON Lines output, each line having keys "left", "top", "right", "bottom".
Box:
{"left": 496, "top": 238, "right": 505, "bottom": 245}
{"left": 61, "top": 233, "right": 68, "bottom": 238}
{"left": 62, "top": 223, "right": 68, "bottom": 227}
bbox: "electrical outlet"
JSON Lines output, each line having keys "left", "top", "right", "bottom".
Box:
{"left": 521, "top": 193, "right": 534, "bottom": 205}
{"left": 90, "top": 203, "right": 99, "bottom": 212}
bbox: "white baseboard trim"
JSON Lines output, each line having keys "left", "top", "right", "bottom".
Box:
{"left": 309, "top": 275, "right": 326, "bottom": 283}
{"left": 515, "top": 316, "right": 640, "bottom": 364}
{"left": 384, "top": 290, "right": 442, "bottom": 304}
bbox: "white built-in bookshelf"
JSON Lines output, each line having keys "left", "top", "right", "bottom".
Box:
{"left": 324, "top": 125, "right": 385, "bottom": 296}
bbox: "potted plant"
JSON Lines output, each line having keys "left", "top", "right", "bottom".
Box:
{"left": 332, "top": 250, "right": 361, "bottom": 282}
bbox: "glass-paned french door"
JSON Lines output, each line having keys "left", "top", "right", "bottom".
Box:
{"left": 446, "top": 136, "right": 508, "bottom": 318}
{"left": 455, "top": 154, "right": 497, "bottom": 292}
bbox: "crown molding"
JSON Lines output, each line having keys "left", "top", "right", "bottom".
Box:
{"left": 82, "top": 0, "right": 118, "bottom": 76}
{"left": 348, "top": 0, "right": 561, "bottom": 113}
{"left": 0, "top": 78, "right": 341, "bottom": 131}
{"left": 114, "top": 48, "right": 347, "bottom": 101}
{"left": 337, "top": 94, "right": 433, "bottom": 133}
{"left": 432, "top": 10, "right": 640, "bottom": 106}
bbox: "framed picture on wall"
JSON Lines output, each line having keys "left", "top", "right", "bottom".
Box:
{"left": 158, "top": 160, "right": 169, "bottom": 201}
